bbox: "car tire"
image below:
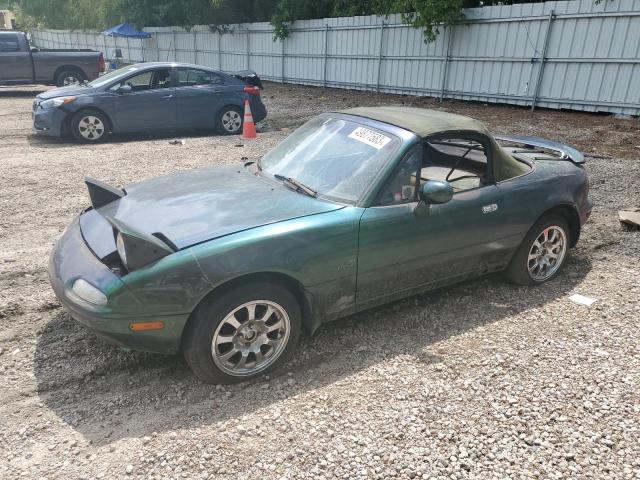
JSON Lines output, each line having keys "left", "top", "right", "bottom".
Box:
{"left": 215, "top": 106, "right": 243, "bottom": 135}
{"left": 505, "top": 214, "right": 570, "bottom": 286}
{"left": 70, "top": 110, "right": 109, "bottom": 143}
{"left": 182, "top": 281, "right": 302, "bottom": 384}
{"left": 55, "top": 69, "right": 87, "bottom": 87}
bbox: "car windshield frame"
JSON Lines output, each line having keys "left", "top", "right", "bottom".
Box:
{"left": 258, "top": 114, "right": 403, "bottom": 206}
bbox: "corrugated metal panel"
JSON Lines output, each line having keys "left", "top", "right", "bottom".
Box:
{"left": 29, "top": 0, "right": 640, "bottom": 114}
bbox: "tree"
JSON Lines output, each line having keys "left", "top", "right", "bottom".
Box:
{"left": 269, "top": 0, "right": 469, "bottom": 42}
{"left": 13, "top": 0, "right": 550, "bottom": 44}
{"left": 374, "top": 0, "right": 469, "bottom": 43}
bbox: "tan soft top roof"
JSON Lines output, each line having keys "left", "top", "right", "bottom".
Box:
{"left": 340, "top": 106, "right": 489, "bottom": 137}
{"left": 340, "top": 106, "right": 529, "bottom": 182}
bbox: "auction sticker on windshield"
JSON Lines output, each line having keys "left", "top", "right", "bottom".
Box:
{"left": 348, "top": 127, "right": 391, "bottom": 150}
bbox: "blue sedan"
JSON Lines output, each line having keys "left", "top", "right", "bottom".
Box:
{"left": 32, "top": 62, "right": 267, "bottom": 142}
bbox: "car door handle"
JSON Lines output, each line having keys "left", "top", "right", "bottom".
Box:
{"left": 162, "top": 94, "right": 173, "bottom": 99}
{"left": 482, "top": 204, "right": 498, "bottom": 214}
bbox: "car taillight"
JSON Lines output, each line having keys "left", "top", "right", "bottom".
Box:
{"left": 243, "top": 85, "right": 260, "bottom": 96}
{"left": 98, "top": 53, "right": 105, "bottom": 72}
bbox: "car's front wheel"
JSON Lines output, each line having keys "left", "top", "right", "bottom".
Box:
{"left": 70, "top": 110, "right": 109, "bottom": 143}
{"left": 183, "top": 282, "right": 301, "bottom": 384}
{"left": 505, "top": 214, "right": 570, "bottom": 286}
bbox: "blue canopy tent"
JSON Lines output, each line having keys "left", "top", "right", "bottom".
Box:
{"left": 102, "top": 23, "right": 151, "bottom": 65}
{"left": 102, "top": 23, "right": 152, "bottom": 39}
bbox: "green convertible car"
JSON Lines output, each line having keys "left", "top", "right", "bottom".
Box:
{"left": 49, "top": 107, "right": 592, "bottom": 383}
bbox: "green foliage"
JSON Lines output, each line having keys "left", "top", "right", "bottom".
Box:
{"left": 375, "top": 0, "right": 468, "bottom": 43}
{"left": 270, "top": 0, "right": 381, "bottom": 39}
{"left": 12, "top": 0, "right": 552, "bottom": 43}
{"left": 268, "top": 0, "right": 473, "bottom": 42}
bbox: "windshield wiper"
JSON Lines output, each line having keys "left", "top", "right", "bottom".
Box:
{"left": 273, "top": 174, "right": 317, "bottom": 198}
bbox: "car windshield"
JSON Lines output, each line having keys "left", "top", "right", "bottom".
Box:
{"left": 87, "top": 66, "right": 145, "bottom": 88}
{"left": 259, "top": 116, "right": 400, "bottom": 204}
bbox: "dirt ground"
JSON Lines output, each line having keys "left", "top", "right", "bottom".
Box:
{"left": 1, "top": 82, "right": 639, "bottom": 479}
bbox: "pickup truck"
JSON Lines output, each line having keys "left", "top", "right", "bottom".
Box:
{"left": 0, "top": 31, "right": 104, "bottom": 87}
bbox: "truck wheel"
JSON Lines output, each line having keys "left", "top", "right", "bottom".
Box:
{"left": 505, "top": 214, "right": 570, "bottom": 286}
{"left": 182, "top": 282, "right": 302, "bottom": 384}
{"left": 56, "top": 69, "right": 87, "bottom": 87}
{"left": 70, "top": 110, "right": 109, "bottom": 143}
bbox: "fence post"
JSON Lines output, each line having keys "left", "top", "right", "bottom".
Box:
{"left": 126, "top": 36, "right": 131, "bottom": 62}
{"left": 531, "top": 9, "right": 555, "bottom": 111}
{"left": 281, "top": 36, "right": 285, "bottom": 83}
{"left": 217, "top": 32, "right": 222, "bottom": 70}
{"left": 246, "top": 27, "right": 250, "bottom": 70}
{"left": 193, "top": 30, "right": 198, "bottom": 64}
{"left": 440, "top": 25, "right": 454, "bottom": 102}
{"left": 323, "top": 24, "right": 329, "bottom": 88}
{"left": 173, "top": 30, "right": 177, "bottom": 62}
{"left": 376, "top": 21, "right": 385, "bottom": 92}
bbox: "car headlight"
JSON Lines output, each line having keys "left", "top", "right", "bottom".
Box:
{"left": 40, "top": 96, "right": 76, "bottom": 109}
{"left": 116, "top": 231, "right": 127, "bottom": 268}
{"left": 113, "top": 228, "right": 174, "bottom": 272}
{"left": 71, "top": 279, "right": 107, "bottom": 306}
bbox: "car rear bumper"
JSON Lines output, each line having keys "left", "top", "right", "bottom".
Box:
{"left": 32, "top": 107, "right": 66, "bottom": 137}
{"left": 48, "top": 216, "right": 187, "bottom": 354}
{"left": 250, "top": 97, "right": 267, "bottom": 123}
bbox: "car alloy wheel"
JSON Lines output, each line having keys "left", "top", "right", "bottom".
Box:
{"left": 78, "top": 115, "right": 105, "bottom": 141}
{"left": 211, "top": 300, "right": 291, "bottom": 376}
{"left": 527, "top": 225, "right": 567, "bottom": 282}
{"left": 221, "top": 110, "right": 242, "bottom": 133}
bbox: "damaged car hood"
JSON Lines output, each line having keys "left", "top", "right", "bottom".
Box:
{"left": 95, "top": 165, "right": 344, "bottom": 249}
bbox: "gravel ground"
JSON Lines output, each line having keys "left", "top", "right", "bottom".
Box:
{"left": 1, "top": 82, "right": 639, "bottom": 480}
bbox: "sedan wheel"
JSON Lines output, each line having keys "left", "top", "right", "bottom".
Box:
{"left": 216, "top": 107, "right": 243, "bottom": 135}
{"left": 183, "top": 282, "right": 301, "bottom": 384}
{"left": 212, "top": 300, "right": 291, "bottom": 376}
{"left": 78, "top": 115, "right": 106, "bottom": 141}
{"left": 70, "top": 110, "right": 110, "bottom": 143}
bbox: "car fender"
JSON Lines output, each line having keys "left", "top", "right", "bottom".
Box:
{"left": 190, "top": 207, "right": 363, "bottom": 326}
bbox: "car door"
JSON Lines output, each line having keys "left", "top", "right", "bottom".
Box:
{"left": 0, "top": 32, "right": 32, "bottom": 82}
{"left": 356, "top": 136, "right": 514, "bottom": 305}
{"left": 110, "top": 67, "right": 176, "bottom": 133}
{"left": 174, "top": 67, "right": 225, "bottom": 130}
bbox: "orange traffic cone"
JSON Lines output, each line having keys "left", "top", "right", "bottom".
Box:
{"left": 241, "top": 99, "right": 257, "bottom": 139}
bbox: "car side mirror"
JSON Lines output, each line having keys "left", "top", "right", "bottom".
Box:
{"left": 117, "top": 84, "right": 132, "bottom": 94}
{"left": 30, "top": 47, "right": 40, "bottom": 53}
{"left": 419, "top": 180, "right": 453, "bottom": 205}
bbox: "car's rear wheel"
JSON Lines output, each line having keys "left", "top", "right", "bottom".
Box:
{"left": 70, "top": 110, "right": 109, "bottom": 143}
{"left": 183, "top": 282, "right": 301, "bottom": 384}
{"left": 215, "top": 106, "right": 243, "bottom": 135}
{"left": 56, "top": 69, "right": 87, "bottom": 87}
{"left": 505, "top": 214, "right": 569, "bottom": 286}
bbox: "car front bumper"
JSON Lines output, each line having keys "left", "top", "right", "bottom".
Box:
{"left": 48, "top": 216, "right": 188, "bottom": 354}
{"left": 32, "top": 106, "right": 66, "bottom": 137}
